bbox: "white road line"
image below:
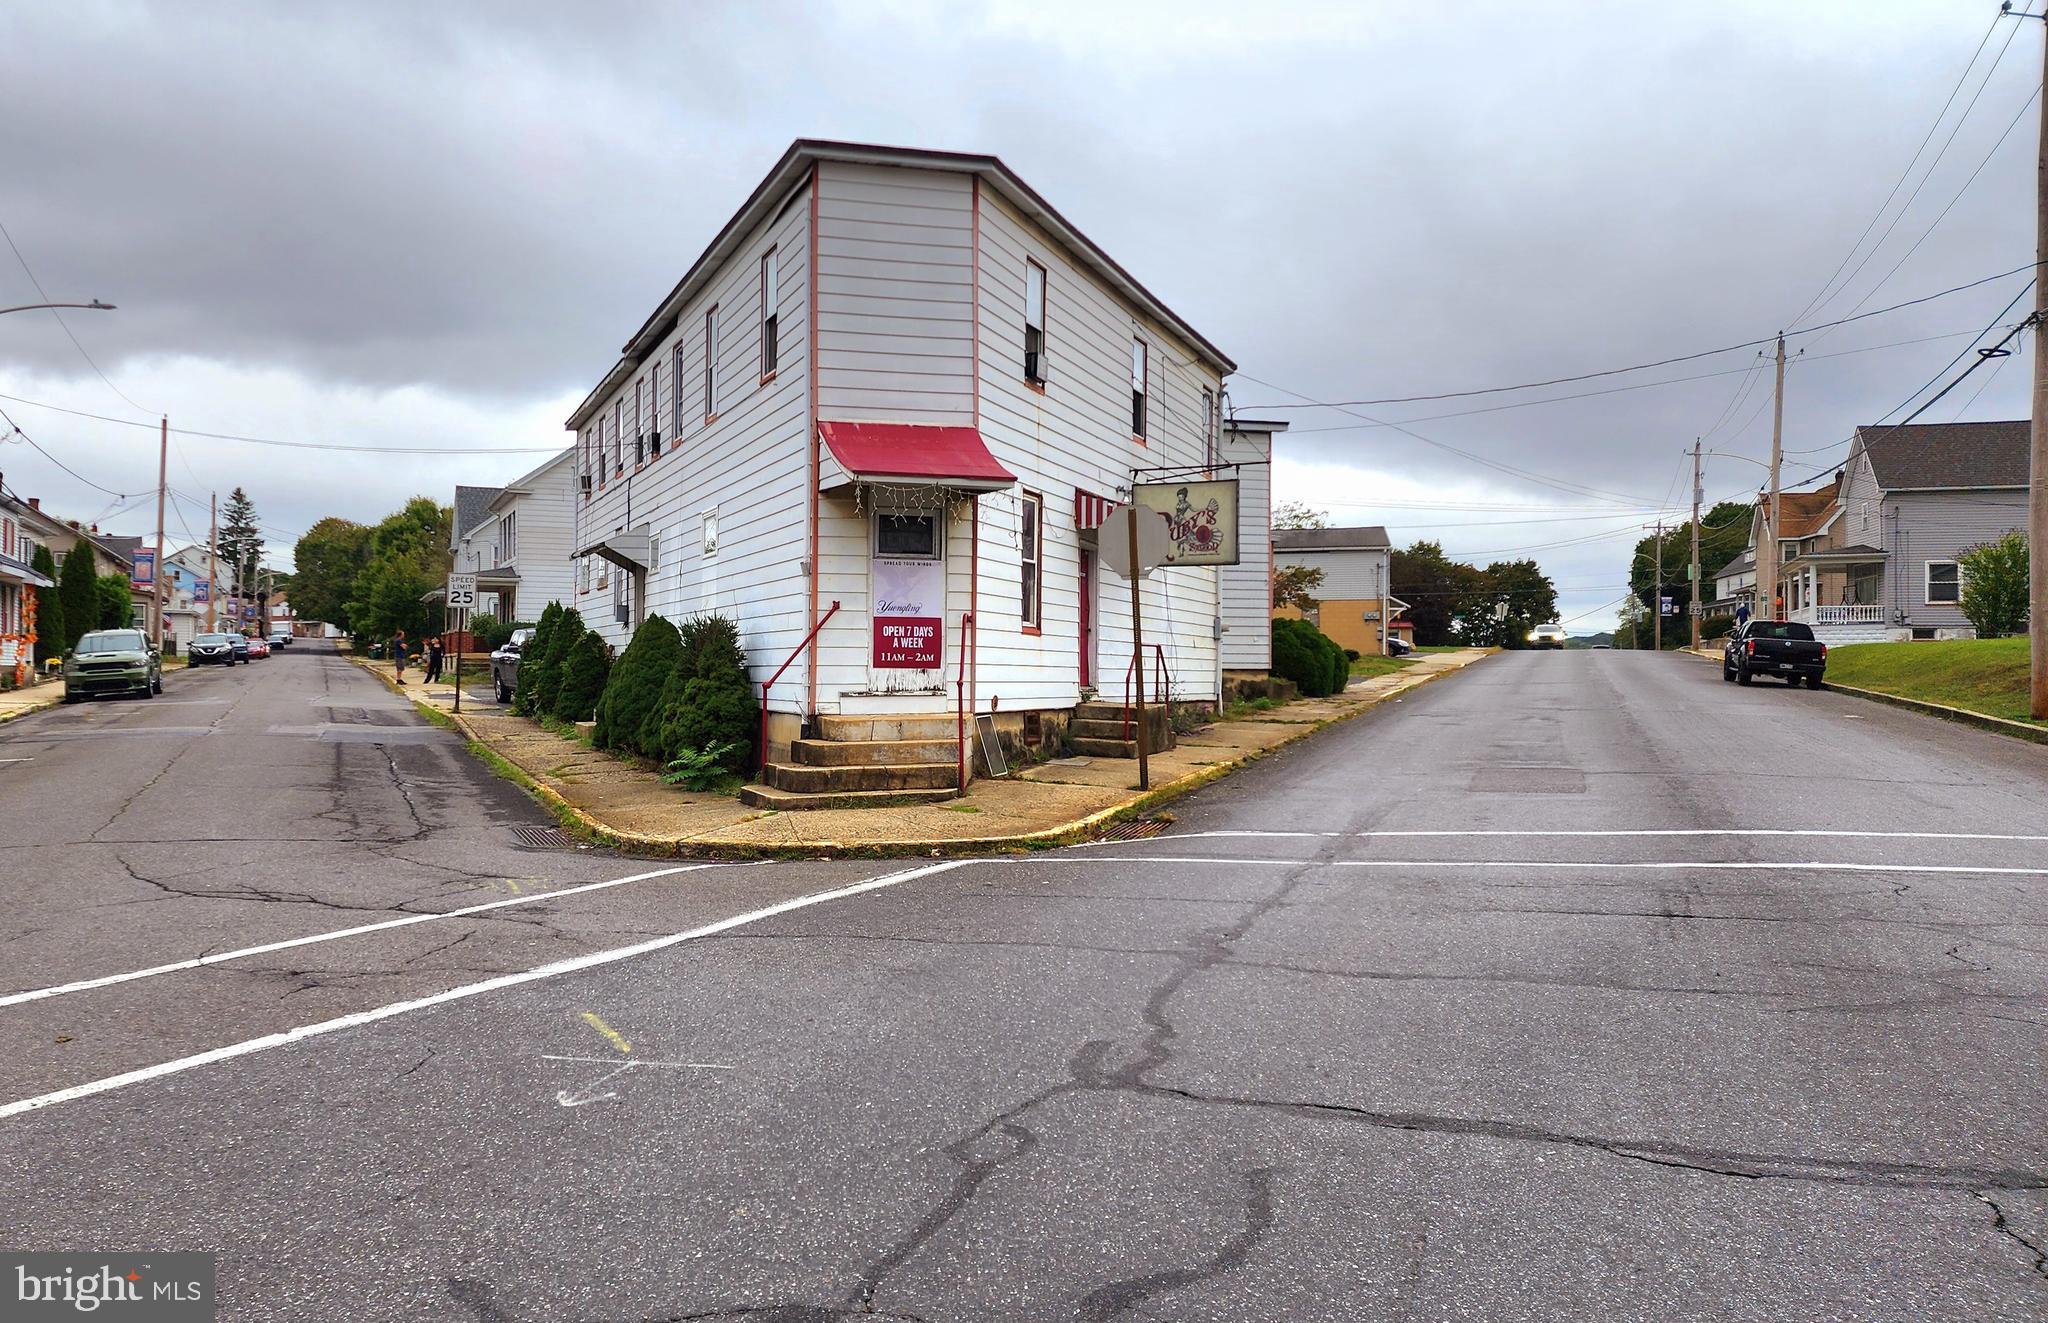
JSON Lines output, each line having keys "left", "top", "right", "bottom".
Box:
{"left": 0, "top": 861, "right": 745, "bottom": 1009}
{"left": 0, "top": 858, "right": 972, "bottom": 1121}
{"left": 1042, "top": 856, "right": 2048, "bottom": 876}
{"left": 1067, "top": 829, "right": 2048, "bottom": 846}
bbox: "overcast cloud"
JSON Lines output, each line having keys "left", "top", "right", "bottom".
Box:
{"left": 0, "top": 0, "right": 2036, "bottom": 627}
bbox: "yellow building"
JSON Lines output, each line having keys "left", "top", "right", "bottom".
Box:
{"left": 1272, "top": 526, "right": 1406, "bottom": 656}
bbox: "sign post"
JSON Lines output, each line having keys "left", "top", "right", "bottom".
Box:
{"left": 1125, "top": 507, "right": 1149, "bottom": 791}
{"left": 1100, "top": 504, "right": 1171, "bottom": 791}
{"left": 447, "top": 573, "right": 477, "bottom": 714}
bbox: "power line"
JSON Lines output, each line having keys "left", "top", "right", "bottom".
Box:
{"left": 1236, "top": 263, "right": 2036, "bottom": 410}
{"left": 0, "top": 391, "right": 562, "bottom": 455}
{"left": 0, "top": 214, "right": 155, "bottom": 417}
{"left": 0, "top": 404, "right": 141, "bottom": 498}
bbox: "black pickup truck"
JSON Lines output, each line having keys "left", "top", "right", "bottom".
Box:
{"left": 1723, "top": 620, "right": 1827, "bottom": 688}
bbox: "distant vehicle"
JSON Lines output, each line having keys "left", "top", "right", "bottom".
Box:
{"left": 188, "top": 632, "right": 241, "bottom": 666}
{"left": 227, "top": 634, "right": 251, "bottom": 663}
{"left": 63, "top": 629, "right": 161, "bottom": 701}
{"left": 491, "top": 627, "right": 537, "bottom": 703}
{"left": 1591, "top": 643, "right": 1612, "bottom": 649}
{"left": 268, "top": 630, "right": 291, "bottom": 648}
{"left": 1385, "top": 636, "right": 1413, "bottom": 657}
{"left": 1724, "top": 619, "right": 1826, "bottom": 688}
{"left": 1527, "top": 623, "right": 1568, "bottom": 650}
{"left": 245, "top": 637, "right": 270, "bottom": 660}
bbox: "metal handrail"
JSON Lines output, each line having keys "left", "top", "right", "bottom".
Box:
{"left": 757, "top": 600, "right": 840, "bottom": 773}
{"left": 954, "top": 611, "right": 975, "bottom": 795}
{"left": 1119, "top": 644, "right": 1170, "bottom": 740}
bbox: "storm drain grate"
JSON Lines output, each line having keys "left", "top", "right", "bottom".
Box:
{"left": 511, "top": 824, "right": 574, "bottom": 849}
{"left": 1098, "top": 817, "right": 1171, "bottom": 841}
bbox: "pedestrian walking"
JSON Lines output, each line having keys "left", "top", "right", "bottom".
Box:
{"left": 424, "top": 635, "right": 445, "bottom": 684}
{"left": 391, "top": 629, "right": 408, "bottom": 684}
{"left": 1735, "top": 599, "right": 1751, "bottom": 630}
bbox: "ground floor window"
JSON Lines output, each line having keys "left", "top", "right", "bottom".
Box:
{"left": 875, "top": 512, "right": 938, "bottom": 559}
{"left": 1019, "top": 491, "right": 1042, "bottom": 628}
{"left": 1925, "top": 560, "right": 1960, "bottom": 604}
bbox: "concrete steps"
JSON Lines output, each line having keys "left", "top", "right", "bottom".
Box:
{"left": 738, "top": 783, "right": 958, "bottom": 811}
{"left": 747, "top": 711, "right": 962, "bottom": 809}
{"left": 790, "top": 736, "right": 956, "bottom": 766}
{"left": 764, "top": 760, "right": 958, "bottom": 793}
{"left": 1068, "top": 702, "right": 1172, "bottom": 758}
{"left": 1069, "top": 736, "right": 1139, "bottom": 758}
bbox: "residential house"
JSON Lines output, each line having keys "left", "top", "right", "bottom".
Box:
{"left": 1270, "top": 526, "right": 1405, "bottom": 656}
{"left": 564, "top": 140, "right": 1237, "bottom": 801}
{"left": 0, "top": 486, "right": 56, "bottom": 684}
{"left": 1748, "top": 421, "right": 2029, "bottom": 642}
{"left": 1218, "top": 419, "right": 1286, "bottom": 672}
{"left": 447, "top": 450, "right": 578, "bottom": 626}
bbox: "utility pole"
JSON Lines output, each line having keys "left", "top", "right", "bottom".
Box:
{"left": 1653, "top": 519, "right": 1664, "bottom": 652}
{"left": 151, "top": 416, "right": 168, "bottom": 648}
{"left": 1759, "top": 334, "right": 1787, "bottom": 622}
{"left": 1690, "top": 440, "right": 1704, "bottom": 649}
{"left": 2030, "top": 0, "right": 2048, "bottom": 717}
{"left": 207, "top": 492, "right": 218, "bottom": 634}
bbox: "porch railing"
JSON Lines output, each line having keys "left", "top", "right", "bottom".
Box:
{"left": 1121, "top": 645, "right": 1170, "bottom": 741}
{"left": 1789, "top": 603, "right": 1886, "bottom": 626}
{"left": 757, "top": 600, "right": 840, "bottom": 773}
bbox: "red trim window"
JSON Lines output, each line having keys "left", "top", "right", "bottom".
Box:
{"left": 1023, "top": 260, "right": 1047, "bottom": 384}
{"left": 1130, "top": 339, "right": 1148, "bottom": 442}
{"left": 583, "top": 426, "right": 595, "bottom": 492}
{"left": 1202, "top": 387, "right": 1217, "bottom": 469}
{"left": 672, "top": 342, "right": 686, "bottom": 440}
{"left": 612, "top": 401, "right": 623, "bottom": 475}
{"left": 760, "top": 248, "right": 779, "bottom": 380}
{"left": 1019, "top": 490, "right": 1043, "bottom": 630}
{"left": 633, "top": 378, "right": 645, "bottom": 466}
{"left": 704, "top": 305, "right": 720, "bottom": 420}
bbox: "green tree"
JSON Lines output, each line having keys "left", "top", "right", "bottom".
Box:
{"left": 552, "top": 629, "right": 611, "bottom": 723}
{"left": 515, "top": 601, "right": 563, "bottom": 717}
{"left": 1624, "top": 501, "right": 1751, "bottom": 648}
{"left": 94, "top": 574, "right": 135, "bottom": 628}
{"left": 1390, "top": 541, "right": 1482, "bottom": 647}
{"left": 58, "top": 547, "right": 100, "bottom": 650}
{"left": 29, "top": 544, "right": 63, "bottom": 661}
{"left": 290, "top": 517, "right": 371, "bottom": 632}
{"left": 1459, "top": 559, "right": 1558, "bottom": 649}
{"left": 217, "top": 487, "right": 263, "bottom": 596}
{"left": 1271, "top": 564, "right": 1324, "bottom": 611}
{"left": 594, "top": 614, "right": 681, "bottom": 756}
{"left": 1958, "top": 530, "right": 2029, "bottom": 638}
{"left": 532, "top": 607, "right": 584, "bottom": 718}
{"left": 645, "top": 615, "right": 758, "bottom": 776}
{"left": 345, "top": 498, "right": 452, "bottom": 643}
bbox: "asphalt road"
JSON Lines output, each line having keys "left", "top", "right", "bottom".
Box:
{"left": 2, "top": 646, "right": 2044, "bottom": 1321}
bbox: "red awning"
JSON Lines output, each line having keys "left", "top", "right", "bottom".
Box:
{"left": 817, "top": 421, "right": 1016, "bottom": 492}
{"left": 1074, "top": 489, "right": 1119, "bottom": 530}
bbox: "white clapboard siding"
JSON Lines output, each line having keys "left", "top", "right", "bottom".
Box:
{"left": 1219, "top": 429, "right": 1273, "bottom": 670}
{"left": 573, "top": 179, "right": 813, "bottom": 703}
{"left": 1273, "top": 547, "right": 1391, "bottom": 601}
{"left": 498, "top": 450, "right": 579, "bottom": 621}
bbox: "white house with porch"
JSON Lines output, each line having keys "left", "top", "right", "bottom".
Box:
{"left": 564, "top": 140, "right": 1239, "bottom": 806}
{"left": 448, "top": 449, "right": 579, "bottom": 629}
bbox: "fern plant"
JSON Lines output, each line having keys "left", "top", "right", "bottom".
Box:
{"left": 661, "top": 741, "right": 743, "bottom": 792}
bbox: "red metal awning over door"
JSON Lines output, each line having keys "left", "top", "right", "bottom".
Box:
{"left": 1074, "top": 489, "right": 1119, "bottom": 529}
{"left": 817, "top": 421, "right": 1016, "bottom": 491}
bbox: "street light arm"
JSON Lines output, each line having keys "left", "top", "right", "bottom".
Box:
{"left": 0, "top": 300, "right": 115, "bottom": 316}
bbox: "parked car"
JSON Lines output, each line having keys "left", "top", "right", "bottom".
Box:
{"left": 1724, "top": 619, "right": 1827, "bottom": 688}
{"left": 1527, "top": 622, "right": 1568, "bottom": 649}
{"left": 227, "top": 634, "right": 252, "bottom": 662}
{"left": 188, "top": 632, "right": 241, "bottom": 665}
{"left": 491, "top": 627, "right": 536, "bottom": 703}
{"left": 245, "top": 637, "right": 270, "bottom": 660}
{"left": 1385, "top": 636, "right": 1413, "bottom": 657}
{"left": 62, "top": 628, "right": 161, "bottom": 701}
{"left": 268, "top": 630, "right": 291, "bottom": 648}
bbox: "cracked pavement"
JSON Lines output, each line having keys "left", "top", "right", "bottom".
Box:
{"left": 2, "top": 646, "right": 2045, "bottom": 1319}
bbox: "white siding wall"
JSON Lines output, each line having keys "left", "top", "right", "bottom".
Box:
{"left": 1275, "top": 547, "right": 1390, "bottom": 600}
{"left": 495, "top": 451, "right": 579, "bottom": 621}
{"left": 1219, "top": 428, "right": 1273, "bottom": 670}
{"left": 1882, "top": 488, "right": 2028, "bottom": 632}
{"left": 573, "top": 179, "right": 813, "bottom": 707}
{"left": 974, "top": 185, "right": 1223, "bottom": 707}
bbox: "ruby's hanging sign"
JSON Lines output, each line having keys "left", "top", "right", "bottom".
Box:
{"left": 871, "top": 557, "right": 944, "bottom": 668}
{"left": 1132, "top": 479, "right": 1238, "bottom": 566}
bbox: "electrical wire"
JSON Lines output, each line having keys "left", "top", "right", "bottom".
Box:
{"left": 0, "top": 405, "right": 141, "bottom": 498}
{"left": 0, "top": 214, "right": 156, "bottom": 417}
{"left": 0, "top": 391, "right": 562, "bottom": 455}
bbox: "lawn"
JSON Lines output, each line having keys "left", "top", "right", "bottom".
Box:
{"left": 1823, "top": 637, "right": 2042, "bottom": 728}
{"left": 1348, "top": 653, "right": 1419, "bottom": 680}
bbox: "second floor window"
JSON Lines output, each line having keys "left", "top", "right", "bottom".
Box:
{"left": 672, "top": 343, "right": 687, "bottom": 436}
{"left": 1024, "top": 261, "right": 1047, "bottom": 383}
{"left": 704, "top": 305, "right": 720, "bottom": 419}
{"left": 1202, "top": 388, "right": 1216, "bottom": 468}
{"left": 633, "top": 379, "right": 645, "bottom": 465}
{"left": 1130, "top": 339, "right": 1148, "bottom": 440}
{"left": 495, "top": 512, "right": 516, "bottom": 565}
{"left": 612, "top": 402, "right": 623, "bottom": 474}
{"left": 760, "top": 249, "right": 779, "bottom": 378}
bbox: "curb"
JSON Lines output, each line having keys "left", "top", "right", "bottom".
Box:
{"left": 347, "top": 650, "right": 1491, "bottom": 857}
{"left": 0, "top": 690, "right": 64, "bottom": 725}
{"left": 1816, "top": 681, "right": 2048, "bottom": 746}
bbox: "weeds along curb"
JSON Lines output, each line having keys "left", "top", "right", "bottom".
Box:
{"left": 349, "top": 650, "right": 1490, "bottom": 858}
{"left": 1673, "top": 644, "right": 2047, "bottom": 746}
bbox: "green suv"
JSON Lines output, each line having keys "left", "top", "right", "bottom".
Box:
{"left": 63, "top": 628, "right": 163, "bottom": 702}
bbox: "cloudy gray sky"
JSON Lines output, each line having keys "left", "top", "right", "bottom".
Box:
{"left": 0, "top": 0, "right": 2036, "bottom": 628}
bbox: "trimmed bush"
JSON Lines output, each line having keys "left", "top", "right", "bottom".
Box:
{"left": 644, "top": 614, "right": 758, "bottom": 779}
{"left": 514, "top": 602, "right": 562, "bottom": 716}
{"left": 1271, "top": 617, "right": 1348, "bottom": 698}
{"left": 552, "top": 628, "right": 611, "bottom": 723}
{"left": 531, "top": 606, "right": 583, "bottom": 717}
{"left": 594, "top": 614, "right": 681, "bottom": 755}
{"left": 30, "top": 545, "right": 63, "bottom": 661}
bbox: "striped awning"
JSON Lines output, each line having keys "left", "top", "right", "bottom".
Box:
{"left": 1074, "top": 488, "right": 1120, "bottom": 530}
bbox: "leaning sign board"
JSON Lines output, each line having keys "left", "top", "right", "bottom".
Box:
{"left": 1132, "top": 479, "right": 1238, "bottom": 566}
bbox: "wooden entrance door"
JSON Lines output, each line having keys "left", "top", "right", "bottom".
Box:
{"left": 1079, "top": 549, "right": 1095, "bottom": 687}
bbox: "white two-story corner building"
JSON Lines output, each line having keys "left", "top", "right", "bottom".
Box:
{"left": 564, "top": 141, "right": 1240, "bottom": 783}
{"left": 448, "top": 448, "right": 579, "bottom": 629}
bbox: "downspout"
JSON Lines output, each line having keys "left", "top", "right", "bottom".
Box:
{"left": 806, "top": 163, "right": 822, "bottom": 720}
{"left": 969, "top": 175, "right": 983, "bottom": 731}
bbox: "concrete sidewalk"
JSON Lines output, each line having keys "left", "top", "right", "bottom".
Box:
{"left": 349, "top": 647, "right": 1493, "bottom": 855}
{"left": 0, "top": 680, "right": 64, "bottom": 725}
